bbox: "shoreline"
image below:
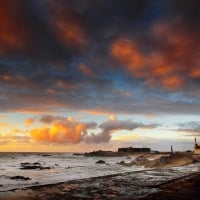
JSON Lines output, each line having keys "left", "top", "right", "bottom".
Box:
{"left": 142, "top": 172, "right": 200, "bottom": 200}
{"left": 0, "top": 164, "right": 199, "bottom": 200}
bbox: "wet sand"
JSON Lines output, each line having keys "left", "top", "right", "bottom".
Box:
{"left": 0, "top": 167, "right": 199, "bottom": 200}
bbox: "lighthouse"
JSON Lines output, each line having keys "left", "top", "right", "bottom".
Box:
{"left": 194, "top": 137, "right": 200, "bottom": 154}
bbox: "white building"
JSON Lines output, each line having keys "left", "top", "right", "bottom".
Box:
{"left": 194, "top": 138, "right": 200, "bottom": 154}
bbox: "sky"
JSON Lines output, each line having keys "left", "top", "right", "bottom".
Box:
{"left": 0, "top": 0, "right": 200, "bottom": 152}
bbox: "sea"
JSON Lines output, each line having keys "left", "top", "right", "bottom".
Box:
{"left": 0, "top": 152, "right": 199, "bottom": 192}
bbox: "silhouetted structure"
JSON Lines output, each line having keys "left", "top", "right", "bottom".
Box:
{"left": 171, "top": 145, "right": 173, "bottom": 154}
{"left": 194, "top": 137, "right": 200, "bottom": 154}
{"left": 118, "top": 147, "right": 151, "bottom": 153}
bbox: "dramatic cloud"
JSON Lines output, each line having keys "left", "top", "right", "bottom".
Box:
{"left": 30, "top": 119, "right": 97, "bottom": 144}
{"left": 110, "top": 20, "right": 200, "bottom": 91}
{"left": 29, "top": 116, "right": 158, "bottom": 144}
{"left": 0, "top": 0, "right": 200, "bottom": 117}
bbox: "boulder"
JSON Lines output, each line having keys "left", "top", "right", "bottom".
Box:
{"left": 20, "top": 162, "right": 51, "bottom": 170}
{"left": 96, "top": 160, "right": 106, "bottom": 164}
{"left": 10, "top": 176, "right": 31, "bottom": 180}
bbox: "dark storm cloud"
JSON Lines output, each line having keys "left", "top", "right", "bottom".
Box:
{"left": 170, "top": 0, "right": 200, "bottom": 25}
{"left": 0, "top": 0, "right": 149, "bottom": 59}
{"left": 0, "top": 0, "right": 200, "bottom": 115}
{"left": 0, "top": 0, "right": 71, "bottom": 60}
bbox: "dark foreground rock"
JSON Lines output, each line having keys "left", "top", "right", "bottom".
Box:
{"left": 10, "top": 176, "right": 31, "bottom": 181}
{"left": 96, "top": 160, "right": 106, "bottom": 164}
{"left": 73, "top": 153, "right": 84, "bottom": 156}
{"left": 20, "top": 162, "right": 51, "bottom": 170}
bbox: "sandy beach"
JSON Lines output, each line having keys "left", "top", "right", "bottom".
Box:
{"left": 0, "top": 165, "right": 199, "bottom": 200}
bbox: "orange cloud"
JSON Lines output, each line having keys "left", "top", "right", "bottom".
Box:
{"left": 30, "top": 120, "right": 94, "bottom": 144}
{"left": 161, "top": 76, "right": 184, "bottom": 91}
{"left": 111, "top": 38, "right": 144, "bottom": 71}
{"left": 13, "top": 108, "right": 48, "bottom": 114}
{"left": 25, "top": 118, "right": 35, "bottom": 126}
{"left": 55, "top": 20, "right": 86, "bottom": 46}
{"left": 190, "top": 68, "right": 200, "bottom": 78}
{"left": 110, "top": 20, "right": 200, "bottom": 91}
{"left": 0, "top": 1, "right": 34, "bottom": 55}
{"left": 109, "top": 115, "right": 116, "bottom": 121}
{"left": 50, "top": 2, "right": 86, "bottom": 47}
{"left": 0, "top": 74, "right": 35, "bottom": 88}
{"left": 79, "top": 64, "right": 94, "bottom": 76}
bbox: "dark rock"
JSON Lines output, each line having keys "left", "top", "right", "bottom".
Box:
{"left": 135, "top": 155, "right": 149, "bottom": 166}
{"left": 10, "top": 176, "right": 31, "bottom": 181}
{"left": 33, "top": 162, "right": 40, "bottom": 165}
{"left": 20, "top": 162, "right": 51, "bottom": 170}
{"left": 117, "top": 160, "right": 135, "bottom": 166}
{"left": 42, "top": 154, "right": 51, "bottom": 157}
{"left": 96, "top": 160, "right": 106, "bottom": 164}
{"left": 20, "top": 162, "right": 41, "bottom": 170}
{"left": 73, "top": 153, "right": 83, "bottom": 156}
{"left": 40, "top": 166, "right": 51, "bottom": 170}
{"left": 21, "top": 162, "right": 30, "bottom": 165}
{"left": 85, "top": 150, "right": 122, "bottom": 157}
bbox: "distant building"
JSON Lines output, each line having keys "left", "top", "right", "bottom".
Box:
{"left": 194, "top": 138, "right": 200, "bottom": 154}
{"left": 118, "top": 147, "right": 151, "bottom": 153}
{"left": 171, "top": 145, "right": 173, "bottom": 154}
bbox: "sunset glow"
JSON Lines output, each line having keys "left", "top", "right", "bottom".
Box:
{"left": 0, "top": 0, "right": 200, "bottom": 152}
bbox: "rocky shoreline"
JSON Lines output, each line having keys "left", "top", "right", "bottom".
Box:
{"left": 0, "top": 163, "right": 199, "bottom": 200}
{"left": 117, "top": 152, "right": 200, "bottom": 168}
{"left": 0, "top": 153, "right": 200, "bottom": 200}
{"left": 142, "top": 172, "right": 200, "bottom": 200}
